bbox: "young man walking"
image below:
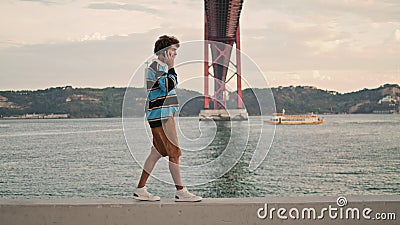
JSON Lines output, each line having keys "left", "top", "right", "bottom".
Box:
{"left": 133, "top": 35, "right": 202, "bottom": 202}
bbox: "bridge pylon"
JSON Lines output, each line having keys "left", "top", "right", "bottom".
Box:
{"left": 199, "top": 0, "right": 248, "bottom": 121}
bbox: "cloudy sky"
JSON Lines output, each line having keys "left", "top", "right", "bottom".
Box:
{"left": 0, "top": 0, "right": 399, "bottom": 93}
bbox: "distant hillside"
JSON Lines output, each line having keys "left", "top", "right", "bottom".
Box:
{"left": 240, "top": 84, "right": 400, "bottom": 115}
{"left": 0, "top": 86, "right": 203, "bottom": 118}
{"left": 0, "top": 84, "right": 399, "bottom": 118}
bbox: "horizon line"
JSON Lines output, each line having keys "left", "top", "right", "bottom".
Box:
{"left": 0, "top": 83, "right": 399, "bottom": 95}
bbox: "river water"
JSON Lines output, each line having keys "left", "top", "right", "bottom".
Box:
{"left": 0, "top": 114, "right": 399, "bottom": 199}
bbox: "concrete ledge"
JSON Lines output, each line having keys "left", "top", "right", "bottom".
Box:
{"left": 1, "top": 196, "right": 398, "bottom": 225}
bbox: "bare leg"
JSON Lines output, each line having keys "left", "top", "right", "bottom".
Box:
{"left": 169, "top": 156, "right": 183, "bottom": 190}
{"left": 137, "top": 146, "right": 162, "bottom": 188}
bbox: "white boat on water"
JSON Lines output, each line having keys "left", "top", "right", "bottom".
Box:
{"left": 266, "top": 109, "right": 323, "bottom": 125}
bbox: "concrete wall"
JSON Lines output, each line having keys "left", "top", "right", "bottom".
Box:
{"left": 0, "top": 196, "right": 398, "bottom": 225}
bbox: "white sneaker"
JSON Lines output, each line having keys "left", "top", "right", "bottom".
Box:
{"left": 175, "top": 187, "right": 203, "bottom": 202}
{"left": 133, "top": 186, "right": 160, "bottom": 201}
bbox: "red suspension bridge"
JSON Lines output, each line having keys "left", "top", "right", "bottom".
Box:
{"left": 200, "top": 0, "right": 248, "bottom": 120}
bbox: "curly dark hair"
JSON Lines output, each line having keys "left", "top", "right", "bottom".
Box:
{"left": 154, "top": 35, "right": 180, "bottom": 55}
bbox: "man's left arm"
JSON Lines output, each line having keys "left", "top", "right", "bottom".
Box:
{"left": 166, "top": 68, "right": 178, "bottom": 92}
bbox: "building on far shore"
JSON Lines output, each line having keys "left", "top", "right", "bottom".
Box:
{"left": 373, "top": 95, "right": 399, "bottom": 114}
{"left": 2, "top": 113, "right": 69, "bottom": 119}
{"left": 378, "top": 95, "right": 398, "bottom": 105}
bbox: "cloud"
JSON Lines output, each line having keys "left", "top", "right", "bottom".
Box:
{"left": 0, "top": 30, "right": 160, "bottom": 90}
{"left": 289, "top": 73, "right": 301, "bottom": 81}
{"left": 249, "top": 0, "right": 400, "bottom": 23}
{"left": 395, "top": 29, "right": 400, "bottom": 41}
{"left": 78, "top": 32, "right": 107, "bottom": 42}
{"left": 240, "top": 0, "right": 400, "bottom": 74}
{"left": 312, "top": 70, "right": 332, "bottom": 81}
{"left": 0, "top": 1, "right": 161, "bottom": 47}
{"left": 0, "top": 0, "right": 398, "bottom": 92}
{"left": 18, "top": 0, "right": 56, "bottom": 4}
{"left": 68, "top": 32, "right": 130, "bottom": 42}
{"left": 87, "top": 2, "right": 158, "bottom": 14}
